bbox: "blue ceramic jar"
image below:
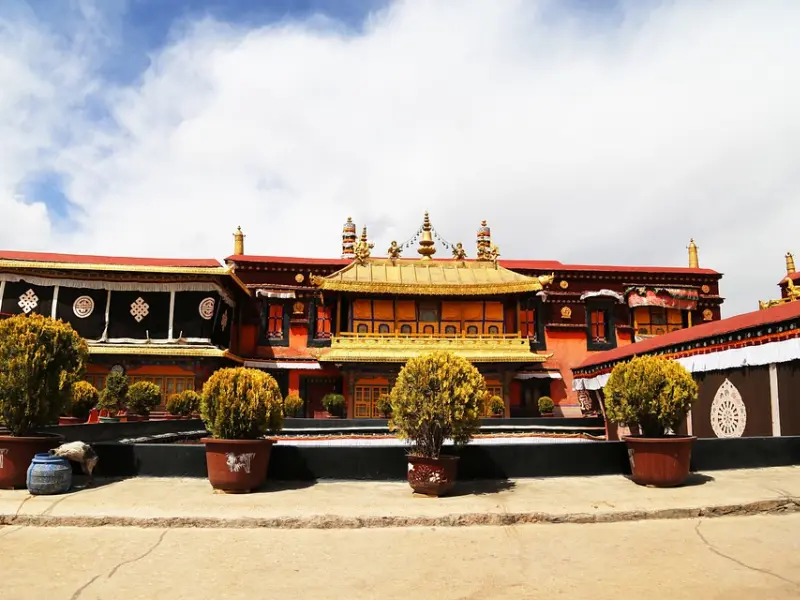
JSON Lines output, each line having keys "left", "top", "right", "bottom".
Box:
{"left": 26, "top": 453, "right": 72, "bottom": 495}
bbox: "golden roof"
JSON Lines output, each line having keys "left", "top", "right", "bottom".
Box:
{"left": 319, "top": 333, "right": 551, "bottom": 363}
{"left": 87, "top": 343, "right": 243, "bottom": 361}
{"left": 311, "top": 258, "right": 552, "bottom": 296}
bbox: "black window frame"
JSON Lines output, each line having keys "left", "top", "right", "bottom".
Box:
{"left": 308, "top": 301, "right": 334, "bottom": 347}
{"left": 520, "top": 296, "right": 546, "bottom": 351}
{"left": 259, "top": 299, "right": 290, "bottom": 347}
{"left": 586, "top": 300, "right": 617, "bottom": 351}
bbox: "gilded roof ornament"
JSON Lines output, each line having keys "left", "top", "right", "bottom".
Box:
{"left": 758, "top": 276, "right": 799, "bottom": 310}
{"left": 787, "top": 251, "right": 796, "bottom": 275}
{"left": 451, "top": 242, "right": 467, "bottom": 261}
{"left": 354, "top": 226, "right": 374, "bottom": 264}
{"left": 688, "top": 238, "right": 699, "bottom": 268}
{"left": 387, "top": 241, "right": 402, "bottom": 261}
{"left": 417, "top": 212, "right": 436, "bottom": 260}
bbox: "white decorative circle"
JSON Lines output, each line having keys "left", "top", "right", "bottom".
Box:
{"left": 710, "top": 379, "right": 747, "bottom": 438}
{"left": 199, "top": 297, "right": 215, "bottom": 320}
{"left": 72, "top": 295, "right": 95, "bottom": 319}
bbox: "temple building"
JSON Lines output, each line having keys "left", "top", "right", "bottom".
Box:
{"left": 0, "top": 215, "right": 724, "bottom": 416}
{"left": 0, "top": 251, "right": 248, "bottom": 407}
{"left": 227, "top": 214, "right": 723, "bottom": 418}
{"left": 573, "top": 251, "right": 800, "bottom": 438}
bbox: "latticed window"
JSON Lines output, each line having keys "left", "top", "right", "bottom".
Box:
{"left": 589, "top": 309, "right": 607, "bottom": 343}
{"left": 314, "top": 304, "right": 332, "bottom": 339}
{"left": 128, "top": 375, "right": 195, "bottom": 410}
{"left": 634, "top": 307, "right": 683, "bottom": 337}
{"left": 354, "top": 384, "right": 389, "bottom": 418}
{"left": 267, "top": 304, "right": 284, "bottom": 339}
{"left": 520, "top": 307, "right": 537, "bottom": 339}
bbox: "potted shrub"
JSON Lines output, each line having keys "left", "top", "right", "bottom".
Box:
{"left": 389, "top": 350, "right": 485, "bottom": 496}
{"left": 200, "top": 367, "right": 284, "bottom": 493}
{"left": 376, "top": 393, "right": 392, "bottom": 418}
{"left": 321, "top": 393, "right": 346, "bottom": 419}
{"left": 603, "top": 355, "right": 698, "bottom": 487}
{"left": 97, "top": 372, "right": 128, "bottom": 423}
{"left": 60, "top": 381, "right": 98, "bottom": 425}
{"left": 283, "top": 393, "right": 304, "bottom": 418}
{"left": 126, "top": 381, "right": 161, "bottom": 421}
{"left": 0, "top": 314, "right": 88, "bottom": 488}
{"left": 487, "top": 395, "right": 505, "bottom": 418}
{"left": 538, "top": 396, "right": 554, "bottom": 417}
{"left": 166, "top": 390, "right": 201, "bottom": 419}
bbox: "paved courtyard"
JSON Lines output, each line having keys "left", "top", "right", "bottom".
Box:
{"left": 2, "top": 514, "right": 799, "bottom": 599}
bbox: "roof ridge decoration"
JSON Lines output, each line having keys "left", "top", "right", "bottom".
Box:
{"left": 311, "top": 256, "right": 554, "bottom": 296}
{"left": 760, "top": 276, "right": 800, "bottom": 310}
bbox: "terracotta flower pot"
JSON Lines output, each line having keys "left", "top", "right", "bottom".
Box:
{"left": 623, "top": 435, "right": 696, "bottom": 487}
{"left": 202, "top": 438, "right": 274, "bottom": 493}
{"left": 0, "top": 434, "right": 63, "bottom": 489}
{"left": 407, "top": 455, "right": 459, "bottom": 497}
{"left": 58, "top": 416, "right": 84, "bottom": 425}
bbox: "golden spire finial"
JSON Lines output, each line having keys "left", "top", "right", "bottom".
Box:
{"left": 688, "top": 238, "right": 699, "bottom": 269}
{"left": 417, "top": 211, "right": 436, "bottom": 260}
{"left": 786, "top": 251, "right": 796, "bottom": 275}
{"left": 233, "top": 226, "right": 245, "bottom": 255}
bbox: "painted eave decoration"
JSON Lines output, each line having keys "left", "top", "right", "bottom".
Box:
{"left": 310, "top": 257, "right": 553, "bottom": 296}
{"left": 318, "top": 334, "right": 552, "bottom": 363}
{"left": 624, "top": 285, "right": 699, "bottom": 310}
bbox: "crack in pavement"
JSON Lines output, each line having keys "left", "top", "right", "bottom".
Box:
{"left": 694, "top": 520, "right": 800, "bottom": 587}
{"left": 69, "top": 530, "right": 169, "bottom": 599}
{"left": 107, "top": 529, "right": 169, "bottom": 579}
{"left": 69, "top": 575, "right": 100, "bottom": 600}
{"left": 0, "top": 525, "right": 22, "bottom": 540}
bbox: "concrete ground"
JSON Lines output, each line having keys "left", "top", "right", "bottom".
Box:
{"left": 2, "top": 466, "right": 799, "bottom": 527}
{"left": 2, "top": 515, "right": 799, "bottom": 599}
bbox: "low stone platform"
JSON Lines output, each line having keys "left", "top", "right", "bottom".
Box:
{"left": 1, "top": 466, "right": 799, "bottom": 529}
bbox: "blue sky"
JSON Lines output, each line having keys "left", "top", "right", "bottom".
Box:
{"left": 1, "top": 0, "right": 799, "bottom": 315}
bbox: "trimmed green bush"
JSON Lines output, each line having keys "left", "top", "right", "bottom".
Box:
{"left": 0, "top": 314, "right": 88, "bottom": 435}
{"left": 283, "top": 393, "right": 304, "bottom": 417}
{"left": 389, "top": 350, "right": 485, "bottom": 458}
{"left": 70, "top": 381, "right": 99, "bottom": 420}
{"left": 127, "top": 381, "right": 162, "bottom": 416}
{"left": 603, "top": 355, "right": 698, "bottom": 437}
{"left": 322, "top": 393, "right": 346, "bottom": 417}
{"left": 166, "top": 390, "right": 202, "bottom": 416}
{"left": 376, "top": 393, "right": 392, "bottom": 417}
{"left": 538, "top": 396, "right": 554, "bottom": 414}
{"left": 97, "top": 372, "right": 128, "bottom": 413}
{"left": 488, "top": 395, "right": 505, "bottom": 416}
{"left": 201, "top": 367, "right": 284, "bottom": 439}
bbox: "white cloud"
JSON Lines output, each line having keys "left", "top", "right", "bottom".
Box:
{"left": 3, "top": 0, "right": 800, "bottom": 315}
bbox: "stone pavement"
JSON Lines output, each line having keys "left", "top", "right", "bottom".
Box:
{"left": 1, "top": 466, "right": 799, "bottom": 528}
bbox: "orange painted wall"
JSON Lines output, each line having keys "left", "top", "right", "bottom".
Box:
{"left": 544, "top": 325, "right": 634, "bottom": 416}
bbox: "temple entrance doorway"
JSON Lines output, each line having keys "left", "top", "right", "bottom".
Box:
{"left": 516, "top": 378, "right": 552, "bottom": 417}
{"left": 300, "top": 376, "right": 341, "bottom": 418}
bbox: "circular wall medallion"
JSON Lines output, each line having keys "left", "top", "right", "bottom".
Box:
{"left": 560, "top": 280, "right": 569, "bottom": 289}
{"left": 199, "top": 297, "right": 216, "bottom": 320}
{"left": 710, "top": 379, "right": 747, "bottom": 438}
{"left": 295, "top": 273, "right": 305, "bottom": 283}
{"left": 703, "top": 308, "right": 713, "bottom": 321}
{"left": 560, "top": 306, "right": 572, "bottom": 319}
{"left": 72, "top": 296, "right": 95, "bottom": 319}
{"left": 110, "top": 364, "right": 125, "bottom": 375}
{"left": 701, "top": 284, "right": 710, "bottom": 294}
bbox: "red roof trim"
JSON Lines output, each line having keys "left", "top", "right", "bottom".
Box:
{"left": 576, "top": 300, "right": 800, "bottom": 371}
{"left": 226, "top": 254, "right": 721, "bottom": 276}
{"left": 0, "top": 250, "right": 222, "bottom": 269}
{"left": 779, "top": 272, "right": 800, "bottom": 285}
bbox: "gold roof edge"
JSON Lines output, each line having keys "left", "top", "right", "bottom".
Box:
{"left": 0, "top": 259, "right": 229, "bottom": 276}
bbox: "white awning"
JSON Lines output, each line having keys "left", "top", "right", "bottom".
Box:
{"left": 255, "top": 289, "right": 296, "bottom": 299}
{"left": 243, "top": 359, "right": 321, "bottom": 370}
{"left": 514, "top": 371, "right": 562, "bottom": 380}
{"left": 572, "top": 336, "right": 800, "bottom": 391}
